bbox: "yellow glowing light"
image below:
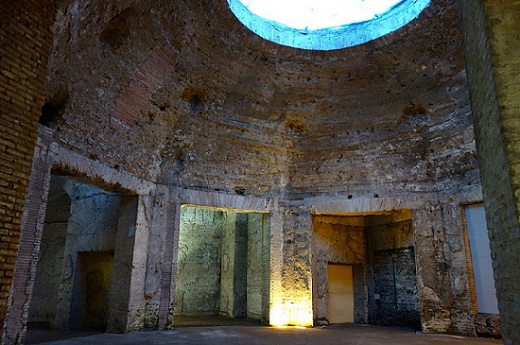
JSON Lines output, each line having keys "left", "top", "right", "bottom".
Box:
{"left": 270, "top": 299, "right": 313, "bottom": 327}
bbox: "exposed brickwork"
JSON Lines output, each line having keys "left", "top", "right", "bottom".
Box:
{"left": 0, "top": 0, "right": 55, "bottom": 337}
{"left": 2, "top": 132, "right": 54, "bottom": 345}
{"left": 113, "top": 45, "right": 179, "bottom": 125}
{"left": 459, "top": 1, "right": 520, "bottom": 344}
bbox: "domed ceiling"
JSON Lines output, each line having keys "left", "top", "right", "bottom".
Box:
{"left": 45, "top": 0, "right": 476, "bottom": 196}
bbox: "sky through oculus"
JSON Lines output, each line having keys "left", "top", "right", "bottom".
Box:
{"left": 228, "top": 0, "right": 430, "bottom": 50}
{"left": 238, "top": 0, "right": 404, "bottom": 31}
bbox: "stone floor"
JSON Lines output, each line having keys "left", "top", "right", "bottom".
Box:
{"left": 26, "top": 323, "right": 502, "bottom": 345}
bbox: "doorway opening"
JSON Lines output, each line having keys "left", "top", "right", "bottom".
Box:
{"left": 312, "top": 210, "right": 420, "bottom": 329}
{"left": 27, "top": 175, "right": 138, "bottom": 333}
{"left": 70, "top": 252, "right": 114, "bottom": 331}
{"left": 174, "top": 206, "right": 270, "bottom": 326}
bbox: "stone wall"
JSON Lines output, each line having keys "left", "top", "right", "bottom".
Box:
{"left": 474, "top": 313, "right": 501, "bottom": 339}
{"left": 290, "top": 106, "right": 478, "bottom": 198}
{"left": 107, "top": 196, "right": 140, "bottom": 332}
{"left": 72, "top": 252, "right": 114, "bottom": 331}
{"left": 366, "top": 217, "right": 419, "bottom": 329}
{"left": 41, "top": 0, "right": 479, "bottom": 200}
{"left": 44, "top": 0, "right": 289, "bottom": 195}
{"left": 143, "top": 190, "right": 172, "bottom": 329}
{"left": 0, "top": 0, "right": 55, "bottom": 336}
{"left": 312, "top": 213, "right": 420, "bottom": 329}
{"left": 175, "top": 207, "right": 269, "bottom": 320}
{"left": 175, "top": 208, "right": 223, "bottom": 316}
{"left": 28, "top": 180, "right": 70, "bottom": 328}
{"left": 278, "top": 207, "right": 314, "bottom": 326}
{"left": 460, "top": 1, "right": 520, "bottom": 344}
{"left": 246, "top": 213, "right": 270, "bottom": 321}
{"left": 371, "top": 248, "right": 418, "bottom": 327}
{"left": 285, "top": 0, "right": 478, "bottom": 199}
{"left": 26, "top": 177, "right": 130, "bottom": 332}
{"left": 220, "top": 212, "right": 247, "bottom": 318}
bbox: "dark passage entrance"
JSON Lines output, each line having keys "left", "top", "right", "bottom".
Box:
{"left": 27, "top": 176, "right": 139, "bottom": 333}
{"left": 372, "top": 247, "right": 420, "bottom": 328}
{"left": 70, "top": 252, "right": 114, "bottom": 331}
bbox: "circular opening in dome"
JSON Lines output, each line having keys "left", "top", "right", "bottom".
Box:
{"left": 227, "top": 0, "right": 430, "bottom": 50}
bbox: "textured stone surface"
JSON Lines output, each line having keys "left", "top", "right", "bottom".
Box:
{"left": 54, "top": 181, "right": 121, "bottom": 331}
{"left": 3, "top": 0, "right": 519, "bottom": 342}
{"left": 175, "top": 208, "right": 269, "bottom": 321}
{"left": 28, "top": 181, "right": 69, "bottom": 328}
{"left": 72, "top": 252, "right": 114, "bottom": 331}
{"left": 474, "top": 313, "right": 501, "bottom": 339}
{"left": 371, "top": 248, "right": 419, "bottom": 328}
{"left": 2, "top": 129, "right": 169, "bottom": 343}
{"left": 23, "top": 178, "right": 145, "bottom": 334}
{"left": 40, "top": 0, "right": 477, "bottom": 198}
{"left": 175, "top": 208, "right": 223, "bottom": 316}
{"left": 246, "top": 213, "right": 270, "bottom": 321}
{"left": 366, "top": 217, "right": 419, "bottom": 329}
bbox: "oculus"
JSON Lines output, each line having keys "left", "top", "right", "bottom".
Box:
{"left": 228, "top": 0, "right": 430, "bottom": 50}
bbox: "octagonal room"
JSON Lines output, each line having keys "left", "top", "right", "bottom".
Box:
{"left": 1, "top": 0, "right": 519, "bottom": 344}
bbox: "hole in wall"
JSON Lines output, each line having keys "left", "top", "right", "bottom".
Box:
{"left": 234, "top": 186, "right": 246, "bottom": 195}
{"left": 99, "top": 7, "right": 138, "bottom": 48}
{"left": 181, "top": 87, "right": 205, "bottom": 113}
{"left": 402, "top": 102, "right": 426, "bottom": 117}
{"left": 285, "top": 119, "right": 308, "bottom": 133}
{"left": 39, "top": 88, "right": 69, "bottom": 126}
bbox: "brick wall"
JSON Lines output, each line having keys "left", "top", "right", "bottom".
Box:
{"left": 459, "top": 1, "right": 520, "bottom": 344}
{"left": 0, "top": 0, "right": 56, "bottom": 336}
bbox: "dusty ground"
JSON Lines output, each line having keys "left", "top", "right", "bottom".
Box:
{"left": 27, "top": 323, "right": 502, "bottom": 345}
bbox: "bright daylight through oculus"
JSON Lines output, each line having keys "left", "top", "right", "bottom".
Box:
{"left": 228, "top": 0, "right": 430, "bottom": 50}
{"left": 238, "top": 0, "right": 403, "bottom": 30}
